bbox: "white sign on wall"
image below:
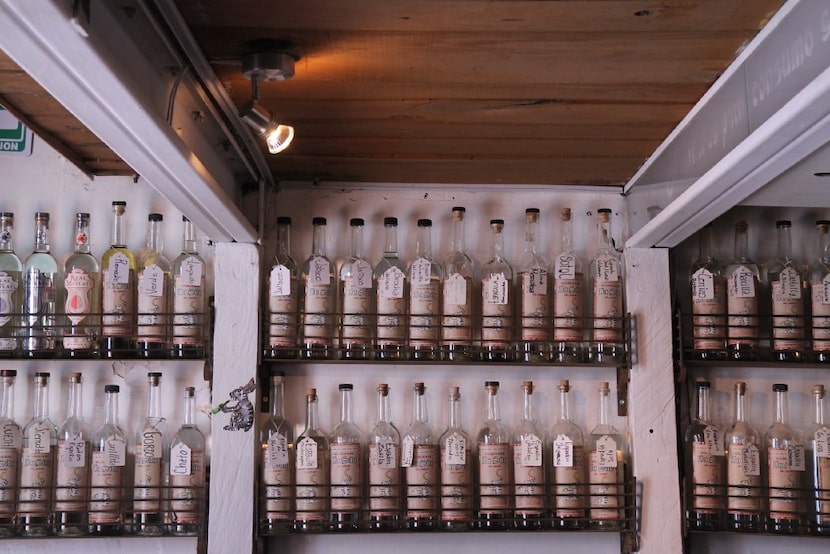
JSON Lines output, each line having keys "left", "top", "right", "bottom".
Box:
{"left": 0, "top": 106, "right": 32, "bottom": 156}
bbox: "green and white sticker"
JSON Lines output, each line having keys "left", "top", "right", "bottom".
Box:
{"left": 0, "top": 106, "right": 32, "bottom": 156}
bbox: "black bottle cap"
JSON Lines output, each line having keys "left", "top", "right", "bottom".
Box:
{"left": 490, "top": 219, "right": 504, "bottom": 225}
{"left": 772, "top": 383, "right": 788, "bottom": 392}
{"left": 526, "top": 208, "right": 540, "bottom": 214}
{"left": 312, "top": 217, "right": 327, "bottom": 226}
{"left": 384, "top": 217, "right": 398, "bottom": 226}
{"left": 112, "top": 201, "right": 126, "bottom": 207}
{"left": 598, "top": 208, "right": 612, "bottom": 214}
{"left": 452, "top": 206, "right": 466, "bottom": 213}
{"left": 269, "top": 368, "right": 285, "bottom": 377}
{"left": 775, "top": 220, "right": 791, "bottom": 228}
{"left": 339, "top": 383, "right": 354, "bottom": 391}
{"left": 149, "top": 213, "right": 163, "bottom": 222}
{"left": 695, "top": 381, "right": 710, "bottom": 389}
{"left": 350, "top": 218, "right": 365, "bottom": 226}
{"left": 104, "top": 384, "right": 120, "bottom": 393}
{"left": 276, "top": 216, "right": 291, "bottom": 225}
{"left": 417, "top": 218, "right": 432, "bottom": 227}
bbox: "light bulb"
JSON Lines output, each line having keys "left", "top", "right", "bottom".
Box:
{"left": 265, "top": 124, "right": 294, "bottom": 154}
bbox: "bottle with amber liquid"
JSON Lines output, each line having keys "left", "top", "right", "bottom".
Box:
{"left": 63, "top": 213, "right": 100, "bottom": 358}
{"left": 409, "top": 219, "right": 442, "bottom": 360}
{"left": 512, "top": 381, "right": 546, "bottom": 529}
{"left": 517, "top": 208, "right": 550, "bottom": 362}
{"left": 294, "top": 388, "right": 330, "bottom": 531}
{"left": 724, "top": 221, "right": 760, "bottom": 360}
{"left": 300, "top": 218, "right": 335, "bottom": 359}
{"left": 368, "top": 383, "right": 401, "bottom": 530}
{"left": 101, "top": 201, "right": 136, "bottom": 358}
{"left": 684, "top": 381, "right": 725, "bottom": 530}
{"left": 480, "top": 220, "right": 514, "bottom": 361}
{"left": 375, "top": 217, "right": 408, "bottom": 360}
{"left": 338, "top": 218, "right": 374, "bottom": 359}
{"left": 765, "top": 383, "right": 805, "bottom": 533}
{"left": 552, "top": 208, "right": 584, "bottom": 363}
{"left": 476, "top": 381, "right": 511, "bottom": 529}
{"left": 267, "top": 216, "right": 299, "bottom": 359}
{"left": 809, "top": 220, "right": 830, "bottom": 362}
{"left": 551, "top": 379, "right": 586, "bottom": 529}
{"left": 439, "top": 386, "right": 473, "bottom": 530}
{"left": 260, "top": 369, "right": 293, "bottom": 534}
{"left": 808, "top": 384, "right": 830, "bottom": 534}
{"left": 330, "top": 383, "right": 363, "bottom": 530}
{"left": 402, "top": 382, "right": 438, "bottom": 530}
{"left": 724, "top": 382, "right": 761, "bottom": 531}
{"left": 766, "top": 220, "right": 806, "bottom": 361}
{"left": 442, "top": 207, "right": 476, "bottom": 361}
{"left": 690, "top": 224, "right": 726, "bottom": 360}
{"left": 589, "top": 209, "right": 624, "bottom": 362}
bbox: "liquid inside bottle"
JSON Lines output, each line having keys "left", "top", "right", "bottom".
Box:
{"left": 439, "top": 386, "right": 472, "bottom": 530}
{"left": 267, "top": 216, "right": 299, "bottom": 359}
{"left": 89, "top": 384, "right": 126, "bottom": 535}
{"left": 480, "top": 219, "right": 514, "bottom": 361}
{"left": 19, "top": 372, "right": 57, "bottom": 536}
{"left": 589, "top": 209, "right": 625, "bottom": 363}
{"left": 330, "top": 383, "right": 363, "bottom": 530}
{"left": 137, "top": 213, "right": 171, "bottom": 358}
{"left": 766, "top": 220, "right": 805, "bottom": 362}
{"left": 724, "top": 382, "right": 761, "bottom": 531}
{"left": 724, "top": 221, "right": 760, "bottom": 361}
{"left": 172, "top": 216, "right": 207, "bottom": 359}
{"left": 690, "top": 224, "right": 726, "bottom": 360}
{"left": 551, "top": 379, "right": 586, "bottom": 529}
{"left": 300, "top": 217, "right": 335, "bottom": 359}
{"left": 375, "top": 217, "right": 408, "bottom": 360}
{"left": 339, "top": 218, "right": 374, "bottom": 360}
{"left": 588, "top": 381, "right": 625, "bottom": 530}
{"left": 402, "top": 382, "right": 438, "bottom": 530}
{"left": 368, "top": 383, "right": 401, "bottom": 530}
{"left": 22, "top": 212, "right": 58, "bottom": 358}
{"left": 808, "top": 384, "right": 830, "bottom": 534}
{"left": 101, "top": 201, "right": 136, "bottom": 358}
{"left": 442, "top": 207, "right": 476, "bottom": 361}
{"left": 513, "top": 381, "right": 546, "bottom": 529}
{"left": 409, "top": 219, "right": 442, "bottom": 360}
{"left": 63, "top": 213, "right": 101, "bottom": 358}
{"left": 0, "top": 213, "right": 22, "bottom": 356}
{"left": 133, "top": 372, "right": 168, "bottom": 536}
{"left": 552, "top": 208, "right": 585, "bottom": 363}
{"left": 810, "top": 220, "right": 830, "bottom": 363}
{"left": 518, "top": 208, "right": 551, "bottom": 362}
{"left": 0, "top": 370, "right": 20, "bottom": 536}
{"left": 765, "top": 383, "right": 804, "bottom": 534}
{"left": 54, "top": 372, "right": 90, "bottom": 536}
{"left": 260, "top": 369, "right": 294, "bottom": 534}
{"left": 685, "top": 380, "right": 725, "bottom": 530}
{"left": 170, "top": 387, "right": 206, "bottom": 536}
{"left": 294, "top": 388, "right": 330, "bottom": 532}
{"left": 476, "top": 381, "right": 512, "bottom": 529}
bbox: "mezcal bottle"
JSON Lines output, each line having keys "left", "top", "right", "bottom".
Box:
{"left": 807, "top": 384, "right": 830, "bottom": 534}
{"left": 402, "top": 382, "right": 438, "bottom": 530}
{"left": 552, "top": 208, "right": 585, "bottom": 362}
{"left": 589, "top": 209, "right": 624, "bottom": 362}
{"left": 690, "top": 224, "right": 726, "bottom": 360}
{"left": 133, "top": 372, "right": 168, "bottom": 536}
{"left": 101, "top": 201, "right": 136, "bottom": 358}
{"left": 480, "top": 220, "right": 514, "bottom": 361}
{"left": 375, "top": 217, "right": 407, "bottom": 359}
{"left": 22, "top": 212, "right": 58, "bottom": 357}
{"left": 809, "top": 220, "right": 830, "bottom": 362}
{"left": 171, "top": 216, "right": 207, "bottom": 358}
{"left": 517, "top": 208, "right": 550, "bottom": 362}
{"left": 439, "top": 386, "right": 472, "bottom": 530}
{"left": 18, "top": 372, "right": 56, "bottom": 536}
{"left": 765, "top": 383, "right": 804, "bottom": 534}
{"left": 724, "top": 221, "right": 760, "bottom": 360}
{"left": 89, "top": 384, "right": 126, "bottom": 535}
{"left": 136, "top": 214, "right": 171, "bottom": 358}
{"left": 170, "top": 387, "right": 206, "bottom": 536}
{"left": 409, "top": 219, "right": 442, "bottom": 360}
{"left": 267, "top": 216, "right": 299, "bottom": 358}
{"left": 588, "top": 382, "right": 625, "bottom": 529}
{"left": 339, "top": 218, "right": 374, "bottom": 359}
{"left": 476, "top": 381, "right": 512, "bottom": 529}
{"left": 63, "top": 213, "right": 100, "bottom": 358}
{"left": 295, "top": 388, "right": 330, "bottom": 531}
{"left": 551, "top": 380, "right": 586, "bottom": 529}
{"left": 54, "top": 373, "right": 90, "bottom": 536}
{"left": 513, "top": 381, "right": 546, "bottom": 529}
{"left": 300, "top": 218, "right": 335, "bottom": 359}
{"left": 724, "top": 382, "right": 761, "bottom": 531}
{"left": 330, "top": 383, "right": 363, "bottom": 530}
{"left": 766, "top": 220, "right": 806, "bottom": 362}
{"left": 0, "top": 370, "right": 20, "bottom": 536}
{"left": 260, "top": 369, "right": 293, "bottom": 534}
{"left": 442, "top": 207, "right": 476, "bottom": 361}
{"left": 0, "top": 213, "right": 22, "bottom": 356}
{"left": 685, "top": 380, "right": 725, "bottom": 530}
{"left": 368, "top": 383, "right": 401, "bottom": 530}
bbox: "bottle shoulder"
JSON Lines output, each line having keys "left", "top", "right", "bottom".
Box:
{"left": 369, "top": 421, "right": 400, "bottom": 442}
{"left": 24, "top": 252, "right": 58, "bottom": 272}
{"left": 172, "top": 426, "right": 206, "bottom": 449}
{"left": 23, "top": 416, "right": 57, "bottom": 436}
{"left": 139, "top": 252, "right": 172, "bottom": 272}
{"left": 65, "top": 251, "right": 100, "bottom": 274}
{"left": 439, "top": 426, "right": 469, "bottom": 444}
{"left": 0, "top": 252, "right": 23, "bottom": 272}
{"left": 102, "top": 246, "right": 137, "bottom": 268}
{"left": 550, "top": 420, "right": 584, "bottom": 444}
{"left": 765, "top": 422, "right": 799, "bottom": 445}
{"left": 481, "top": 260, "right": 514, "bottom": 278}
{"left": 297, "top": 429, "right": 330, "bottom": 448}
{"left": 476, "top": 421, "right": 510, "bottom": 444}
{"left": 403, "top": 421, "right": 435, "bottom": 444}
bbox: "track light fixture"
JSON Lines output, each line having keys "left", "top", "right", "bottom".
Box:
{"left": 239, "top": 51, "right": 296, "bottom": 154}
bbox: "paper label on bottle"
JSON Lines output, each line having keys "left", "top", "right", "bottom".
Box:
{"left": 692, "top": 275, "right": 726, "bottom": 350}
{"left": 370, "top": 440, "right": 397, "bottom": 469}
{"left": 727, "top": 285, "right": 758, "bottom": 345}
{"left": 379, "top": 266, "right": 405, "bottom": 299}
{"left": 56, "top": 437, "right": 88, "bottom": 510}
{"left": 595, "top": 436, "right": 618, "bottom": 468}
{"left": 554, "top": 434, "right": 575, "bottom": 468}
{"left": 482, "top": 274, "right": 512, "bottom": 345}
{"left": 728, "top": 266, "right": 756, "bottom": 298}
{"left": 376, "top": 295, "right": 406, "bottom": 344}
{"left": 295, "top": 462, "right": 329, "bottom": 521}
{"left": 369, "top": 442, "right": 400, "bottom": 514}
{"left": 268, "top": 272, "right": 297, "bottom": 348}
{"left": 104, "top": 435, "right": 126, "bottom": 467}
{"left": 89, "top": 450, "right": 124, "bottom": 523}
{"left": 704, "top": 425, "right": 724, "bottom": 456}
{"left": 0, "top": 271, "right": 19, "bottom": 328}
{"left": 138, "top": 264, "right": 164, "bottom": 296}
{"left": 513, "top": 444, "right": 545, "bottom": 512}
{"left": 768, "top": 447, "right": 800, "bottom": 519}
{"left": 308, "top": 256, "right": 330, "bottom": 285}
{"left": 523, "top": 267, "right": 547, "bottom": 295}
{"left": 1, "top": 422, "right": 20, "bottom": 450}
{"left": 692, "top": 441, "right": 725, "bottom": 511}
{"left": 107, "top": 252, "right": 131, "bottom": 285}
{"left": 411, "top": 257, "right": 432, "bottom": 286}
{"left": 521, "top": 270, "right": 549, "bottom": 341}
{"left": 812, "top": 280, "right": 830, "bottom": 350}
{"left": 406, "top": 444, "right": 438, "bottom": 516}
{"left": 589, "top": 449, "right": 620, "bottom": 519}
{"left": 483, "top": 272, "right": 509, "bottom": 305}
{"left": 595, "top": 255, "right": 619, "bottom": 282}
{"left": 342, "top": 266, "right": 372, "bottom": 342}
{"left": 138, "top": 266, "right": 168, "bottom": 342}
{"left": 444, "top": 273, "right": 468, "bottom": 306}
{"left": 331, "top": 442, "right": 361, "bottom": 510}
{"left": 517, "top": 434, "right": 543, "bottom": 467}
{"left": 267, "top": 433, "right": 289, "bottom": 467}
{"left": 102, "top": 260, "right": 133, "bottom": 334}
{"left": 60, "top": 434, "right": 86, "bottom": 468}
{"left": 593, "top": 279, "right": 623, "bottom": 342}
{"left": 0, "top": 447, "right": 17, "bottom": 508}
{"left": 302, "top": 280, "right": 333, "bottom": 343}
{"left": 173, "top": 274, "right": 204, "bottom": 345}
{"left": 555, "top": 447, "right": 586, "bottom": 517}
{"left": 441, "top": 447, "right": 471, "bottom": 520}
{"left": 691, "top": 268, "right": 715, "bottom": 301}
{"left": 30, "top": 424, "right": 51, "bottom": 454}
{"left": 20, "top": 449, "right": 53, "bottom": 514}
{"left": 170, "top": 442, "right": 192, "bottom": 476}
{"left": 726, "top": 442, "right": 761, "bottom": 513}
{"left": 443, "top": 274, "right": 472, "bottom": 343}
{"left": 816, "top": 428, "right": 830, "bottom": 458}
{"left": 555, "top": 254, "right": 577, "bottom": 280}
{"left": 772, "top": 276, "right": 805, "bottom": 349}
{"left": 554, "top": 275, "right": 583, "bottom": 342}
{"left": 817, "top": 456, "right": 830, "bottom": 518}
{"left": 133, "top": 454, "right": 163, "bottom": 510}
{"left": 742, "top": 443, "right": 761, "bottom": 476}
{"left": 171, "top": 450, "right": 205, "bottom": 522}
{"left": 788, "top": 444, "right": 806, "bottom": 471}
{"left": 401, "top": 436, "right": 415, "bottom": 467}
{"left": 270, "top": 265, "right": 292, "bottom": 297}
{"left": 297, "top": 437, "right": 319, "bottom": 469}
{"left": 64, "top": 268, "right": 94, "bottom": 325}
{"left": 410, "top": 280, "right": 440, "bottom": 345}
{"left": 262, "top": 452, "right": 292, "bottom": 519}
{"left": 178, "top": 256, "right": 202, "bottom": 286}
{"left": 780, "top": 267, "right": 802, "bottom": 299}
{"left": 478, "top": 442, "right": 510, "bottom": 511}
{"left": 443, "top": 432, "right": 466, "bottom": 465}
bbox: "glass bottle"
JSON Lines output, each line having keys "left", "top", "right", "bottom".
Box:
{"left": 808, "top": 384, "right": 830, "bottom": 534}
{"left": 19, "top": 372, "right": 56, "bottom": 536}
{"left": 481, "top": 219, "right": 514, "bottom": 361}
{"left": 402, "top": 382, "right": 438, "bottom": 530}
{"left": 767, "top": 220, "right": 806, "bottom": 361}
{"left": 133, "top": 372, "right": 168, "bottom": 536}
{"left": 724, "top": 382, "right": 761, "bottom": 531}
{"left": 724, "top": 221, "right": 760, "bottom": 360}
{"left": 136, "top": 213, "right": 171, "bottom": 358}
{"left": 22, "top": 212, "right": 58, "bottom": 357}
{"left": 295, "top": 388, "right": 330, "bottom": 532}
{"left": 101, "top": 201, "right": 136, "bottom": 358}
{"left": 170, "top": 386, "right": 206, "bottom": 536}
{"left": 54, "top": 372, "right": 90, "bottom": 536}
{"left": 172, "top": 216, "right": 207, "bottom": 359}
{"left": 476, "top": 381, "right": 511, "bottom": 529}
{"left": 513, "top": 381, "right": 546, "bottom": 529}
{"left": 551, "top": 379, "right": 587, "bottom": 529}
{"left": 442, "top": 207, "right": 476, "bottom": 361}
{"left": 267, "top": 216, "right": 299, "bottom": 359}
{"left": 330, "top": 383, "right": 363, "bottom": 530}
{"left": 0, "top": 370, "right": 20, "bottom": 536}
{"left": 590, "top": 209, "right": 625, "bottom": 362}
{"left": 810, "top": 220, "right": 830, "bottom": 362}
{"left": 409, "top": 219, "right": 442, "bottom": 360}
{"left": 552, "top": 208, "right": 585, "bottom": 363}
{"left": 63, "top": 213, "right": 100, "bottom": 358}
{"left": 690, "top": 224, "right": 726, "bottom": 360}
{"left": 684, "top": 380, "right": 725, "bottom": 530}
{"left": 338, "top": 218, "right": 373, "bottom": 360}
{"left": 439, "top": 386, "right": 472, "bottom": 530}
{"left": 0, "top": 213, "right": 23, "bottom": 356}
{"left": 300, "top": 217, "right": 335, "bottom": 359}
{"left": 260, "top": 368, "right": 293, "bottom": 535}
{"left": 765, "top": 383, "right": 804, "bottom": 533}
{"left": 89, "top": 384, "right": 126, "bottom": 535}
{"left": 375, "top": 217, "right": 408, "bottom": 360}
{"left": 368, "top": 383, "right": 401, "bottom": 530}
{"left": 588, "top": 381, "right": 625, "bottom": 529}
{"left": 518, "top": 208, "right": 550, "bottom": 362}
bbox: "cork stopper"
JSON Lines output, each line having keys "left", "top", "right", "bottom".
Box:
{"left": 490, "top": 219, "right": 504, "bottom": 233}
{"left": 560, "top": 207, "right": 571, "bottom": 222}
{"left": 449, "top": 386, "right": 460, "bottom": 400}
{"left": 307, "top": 388, "right": 317, "bottom": 400}
{"left": 814, "top": 384, "right": 826, "bottom": 398}
{"left": 735, "top": 382, "right": 746, "bottom": 395}
{"left": 184, "top": 386, "right": 195, "bottom": 397}
{"left": 414, "top": 382, "right": 425, "bottom": 395}
{"left": 599, "top": 381, "right": 610, "bottom": 394}
{"left": 558, "top": 380, "right": 570, "bottom": 392}
{"left": 0, "top": 370, "right": 15, "bottom": 378}
{"left": 598, "top": 208, "right": 611, "bottom": 223}
{"left": 485, "top": 381, "right": 499, "bottom": 393}
{"left": 69, "top": 372, "right": 83, "bottom": 384}
{"left": 452, "top": 207, "right": 466, "bottom": 221}
{"left": 522, "top": 380, "right": 534, "bottom": 393}
{"left": 735, "top": 220, "right": 748, "bottom": 233}
{"left": 525, "top": 208, "right": 540, "bottom": 223}
{"left": 817, "top": 220, "right": 830, "bottom": 235}
{"left": 378, "top": 383, "right": 389, "bottom": 396}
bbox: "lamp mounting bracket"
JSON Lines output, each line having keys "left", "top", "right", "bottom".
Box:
{"left": 241, "top": 51, "right": 297, "bottom": 82}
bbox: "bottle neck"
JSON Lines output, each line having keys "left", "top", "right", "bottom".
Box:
{"left": 305, "top": 395, "right": 319, "bottom": 431}
{"left": 0, "top": 218, "right": 14, "bottom": 252}
{"left": 377, "top": 390, "right": 391, "bottom": 424}
{"left": 182, "top": 218, "right": 198, "bottom": 254}
{"left": 183, "top": 392, "right": 195, "bottom": 427}
{"left": 486, "top": 388, "right": 500, "bottom": 421}
{"left": 560, "top": 215, "right": 574, "bottom": 254}
{"left": 597, "top": 391, "right": 611, "bottom": 427}
{"left": 384, "top": 224, "right": 399, "bottom": 257}
{"left": 698, "top": 226, "right": 714, "bottom": 264}
{"left": 0, "top": 378, "right": 14, "bottom": 420}
{"left": 339, "top": 388, "right": 353, "bottom": 424}
{"left": 112, "top": 209, "right": 126, "bottom": 248}
{"left": 597, "top": 215, "right": 613, "bottom": 254}
{"left": 146, "top": 219, "right": 163, "bottom": 253}
{"left": 524, "top": 215, "right": 538, "bottom": 255}
{"left": 559, "top": 388, "right": 571, "bottom": 421}
{"left": 489, "top": 227, "right": 505, "bottom": 262}
{"left": 448, "top": 394, "right": 461, "bottom": 429}
{"left": 815, "top": 392, "right": 826, "bottom": 426}
{"left": 34, "top": 218, "right": 50, "bottom": 253}
{"left": 522, "top": 388, "right": 533, "bottom": 422}
{"left": 696, "top": 387, "right": 710, "bottom": 423}
{"left": 147, "top": 380, "right": 162, "bottom": 420}
{"left": 74, "top": 218, "right": 91, "bottom": 254}
{"left": 413, "top": 390, "right": 427, "bottom": 423}
{"left": 104, "top": 391, "right": 119, "bottom": 425}
{"left": 775, "top": 390, "right": 788, "bottom": 425}
{"left": 349, "top": 225, "right": 364, "bottom": 259}
{"left": 817, "top": 227, "right": 830, "bottom": 264}
{"left": 67, "top": 379, "right": 83, "bottom": 419}
{"left": 734, "top": 390, "right": 746, "bottom": 423}
{"left": 776, "top": 225, "right": 793, "bottom": 261}
{"left": 34, "top": 379, "right": 49, "bottom": 419}
{"left": 416, "top": 225, "right": 433, "bottom": 259}
{"left": 270, "top": 378, "right": 285, "bottom": 419}
{"left": 311, "top": 223, "right": 327, "bottom": 257}
{"left": 450, "top": 213, "right": 466, "bottom": 253}
{"left": 276, "top": 222, "right": 291, "bottom": 260}
{"left": 734, "top": 227, "right": 750, "bottom": 262}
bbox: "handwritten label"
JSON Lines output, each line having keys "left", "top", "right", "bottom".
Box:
{"left": 742, "top": 443, "right": 761, "bottom": 476}
{"left": 138, "top": 264, "right": 164, "bottom": 296}
{"left": 444, "top": 432, "right": 466, "bottom": 465}
{"left": 63, "top": 434, "right": 86, "bottom": 468}
{"left": 297, "top": 437, "right": 318, "bottom": 469}
{"left": 380, "top": 267, "right": 405, "bottom": 299}
{"left": 704, "top": 425, "right": 724, "bottom": 456}
{"left": 553, "top": 434, "right": 574, "bottom": 468}
{"left": 444, "top": 273, "right": 468, "bottom": 305}
{"left": 524, "top": 268, "right": 547, "bottom": 296}
{"left": 108, "top": 253, "right": 130, "bottom": 285}
{"left": 401, "top": 436, "right": 415, "bottom": 467}
{"left": 519, "top": 434, "right": 543, "bottom": 467}
{"left": 823, "top": 275, "right": 830, "bottom": 305}
{"left": 309, "top": 257, "right": 330, "bottom": 285}
{"left": 31, "top": 424, "right": 51, "bottom": 454}
{"left": 816, "top": 428, "right": 830, "bottom": 458}
{"left": 692, "top": 268, "right": 715, "bottom": 301}
{"left": 105, "top": 435, "right": 126, "bottom": 466}
{"left": 179, "top": 257, "right": 202, "bottom": 286}
{"left": 170, "top": 442, "right": 192, "bottom": 476}
{"left": 375, "top": 441, "right": 397, "bottom": 469}
{"left": 555, "top": 254, "right": 577, "bottom": 280}
{"left": 788, "top": 444, "right": 806, "bottom": 471}
{"left": 411, "top": 258, "right": 432, "bottom": 286}
{"left": 270, "top": 265, "right": 291, "bottom": 297}
{"left": 352, "top": 260, "right": 373, "bottom": 289}
{"left": 267, "top": 433, "right": 289, "bottom": 466}
{"left": 595, "top": 256, "right": 619, "bottom": 282}
{"left": 595, "top": 435, "right": 618, "bottom": 468}
{"left": 484, "top": 273, "right": 509, "bottom": 305}
{"left": 779, "top": 267, "right": 802, "bottom": 300}
{"left": 728, "top": 266, "right": 756, "bottom": 298}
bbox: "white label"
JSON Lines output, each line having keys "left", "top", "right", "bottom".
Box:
{"left": 105, "top": 435, "right": 126, "bottom": 467}
{"left": 179, "top": 256, "right": 202, "bottom": 286}
{"left": 411, "top": 258, "right": 432, "bottom": 286}
{"left": 484, "top": 273, "right": 509, "bottom": 305}
{"left": 596, "top": 435, "right": 618, "bottom": 468}
{"left": 63, "top": 434, "right": 86, "bottom": 468}
{"left": 816, "top": 428, "right": 830, "bottom": 458}
{"left": 555, "top": 254, "right": 577, "bottom": 280}
{"left": 268, "top": 433, "right": 289, "bottom": 466}
{"left": 742, "top": 443, "right": 761, "bottom": 476}
{"left": 444, "top": 432, "right": 466, "bottom": 465}
{"left": 519, "top": 434, "right": 543, "bottom": 467}
{"left": 524, "top": 268, "right": 547, "bottom": 296}
{"left": 375, "top": 441, "right": 397, "bottom": 469}
{"left": 823, "top": 275, "right": 830, "bottom": 305}
{"left": 779, "top": 267, "right": 802, "bottom": 300}
{"left": 0, "top": 423, "right": 20, "bottom": 450}
{"left": 31, "top": 424, "right": 51, "bottom": 454}
{"left": 444, "top": 273, "right": 467, "bottom": 305}
{"left": 270, "top": 265, "right": 291, "bottom": 297}
{"left": 553, "top": 434, "right": 575, "bottom": 468}
{"left": 692, "top": 268, "right": 715, "bottom": 301}
{"left": 595, "top": 256, "right": 619, "bottom": 282}
{"left": 352, "top": 260, "right": 373, "bottom": 289}
{"left": 704, "top": 425, "right": 724, "bottom": 456}
{"left": 728, "top": 266, "right": 756, "bottom": 298}
{"left": 107, "top": 252, "right": 130, "bottom": 285}
{"left": 788, "top": 444, "right": 806, "bottom": 471}
{"left": 308, "top": 257, "right": 330, "bottom": 285}
{"left": 379, "top": 267, "right": 405, "bottom": 299}
{"left": 401, "top": 436, "right": 415, "bottom": 467}
{"left": 297, "top": 437, "right": 318, "bottom": 469}
{"left": 138, "top": 264, "right": 164, "bottom": 296}
{"left": 170, "top": 442, "right": 193, "bottom": 476}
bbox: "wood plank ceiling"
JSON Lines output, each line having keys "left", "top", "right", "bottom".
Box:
{"left": 0, "top": 0, "right": 784, "bottom": 186}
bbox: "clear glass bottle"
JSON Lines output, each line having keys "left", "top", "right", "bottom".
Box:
{"left": 260, "top": 368, "right": 293, "bottom": 534}
{"left": 0, "top": 370, "right": 20, "bottom": 536}
{"left": 552, "top": 208, "right": 585, "bottom": 363}
{"left": 481, "top": 219, "right": 514, "bottom": 361}
{"left": 765, "top": 383, "right": 804, "bottom": 533}
{"left": 54, "top": 372, "right": 90, "bottom": 536}
{"left": 724, "top": 382, "right": 761, "bottom": 531}
{"left": 439, "top": 386, "right": 472, "bottom": 530}
{"left": 690, "top": 224, "right": 726, "bottom": 360}
{"left": 590, "top": 209, "right": 625, "bottom": 362}
{"left": 368, "top": 383, "right": 401, "bottom": 530}
{"left": 172, "top": 216, "right": 207, "bottom": 359}
{"left": 476, "top": 381, "right": 512, "bottom": 529}
{"left": 133, "top": 372, "right": 168, "bottom": 536}
{"left": 101, "top": 201, "right": 136, "bottom": 358}
{"left": 330, "top": 383, "right": 363, "bottom": 530}
{"left": 684, "top": 380, "right": 725, "bottom": 530}
{"left": 807, "top": 384, "right": 830, "bottom": 534}
{"left": 137, "top": 213, "right": 171, "bottom": 358}
{"left": 89, "top": 384, "right": 126, "bottom": 535}
{"left": 724, "top": 221, "right": 760, "bottom": 361}
{"left": 295, "top": 388, "right": 330, "bottom": 531}
{"left": 551, "top": 379, "right": 587, "bottom": 529}
{"left": 810, "top": 220, "right": 830, "bottom": 362}
{"left": 63, "top": 213, "right": 100, "bottom": 358}
{"left": 402, "top": 382, "right": 438, "bottom": 530}
{"left": 767, "top": 220, "right": 806, "bottom": 362}
{"left": 0, "top": 213, "right": 23, "bottom": 356}
{"left": 513, "top": 381, "right": 546, "bottom": 529}
{"left": 442, "top": 207, "right": 476, "bottom": 361}
{"left": 19, "top": 372, "right": 56, "bottom": 536}
{"left": 22, "top": 212, "right": 58, "bottom": 357}
{"left": 588, "top": 381, "right": 625, "bottom": 529}
{"left": 339, "top": 218, "right": 374, "bottom": 360}
{"left": 300, "top": 217, "right": 335, "bottom": 359}
{"left": 518, "top": 208, "right": 550, "bottom": 362}
{"left": 267, "top": 216, "right": 299, "bottom": 359}
{"left": 409, "top": 219, "right": 442, "bottom": 360}
{"left": 170, "top": 386, "right": 206, "bottom": 536}
{"left": 375, "top": 217, "right": 408, "bottom": 360}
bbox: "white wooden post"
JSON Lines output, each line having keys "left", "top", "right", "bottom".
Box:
{"left": 208, "top": 242, "right": 260, "bottom": 554}
{"left": 625, "top": 247, "right": 683, "bottom": 553}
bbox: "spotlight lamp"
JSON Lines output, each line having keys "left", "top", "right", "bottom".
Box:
{"left": 239, "top": 51, "right": 297, "bottom": 155}
{"left": 240, "top": 100, "right": 294, "bottom": 154}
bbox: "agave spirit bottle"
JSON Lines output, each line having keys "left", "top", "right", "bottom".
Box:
{"left": 589, "top": 209, "right": 624, "bottom": 362}
{"left": 765, "top": 383, "right": 805, "bottom": 533}
{"left": 170, "top": 387, "right": 206, "bottom": 536}
{"left": 300, "top": 217, "right": 335, "bottom": 359}
{"left": 0, "top": 213, "right": 22, "bottom": 356}
{"left": 481, "top": 220, "right": 514, "bottom": 361}
{"left": 133, "top": 372, "right": 168, "bottom": 536}
{"left": 63, "top": 213, "right": 100, "bottom": 358}
{"left": 808, "top": 384, "right": 830, "bottom": 534}
{"left": 409, "top": 219, "right": 442, "bottom": 360}
{"left": 101, "top": 201, "right": 136, "bottom": 358}
{"left": 260, "top": 369, "right": 293, "bottom": 534}
{"left": 439, "top": 386, "right": 473, "bottom": 530}
{"left": 767, "top": 220, "right": 806, "bottom": 362}
{"left": 330, "top": 383, "right": 363, "bottom": 530}
{"left": 476, "top": 381, "right": 512, "bottom": 529}
{"left": 588, "top": 382, "right": 625, "bottom": 529}
{"left": 136, "top": 214, "right": 171, "bottom": 358}
{"left": 295, "top": 388, "right": 330, "bottom": 531}
{"left": 368, "top": 383, "right": 401, "bottom": 530}
{"left": 267, "top": 216, "right": 299, "bottom": 358}
{"left": 513, "top": 381, "right": 546, "bottom": 529}
{"left": 18, "top": 372, "right": 56, "bottom": 536}
{"left": 552, "top": 208, "right": 584, "bottom": 363}
{"left": 89, "top": 384, "right": 127, "bottom": 535}
{"left": 724, "top": 221, "right": 760, "bottom": 360}
{"left": 339, "top": 218, "right": 374, "bottom": 359}
{"left": 810, "top": 220, "right": 830, "bottom": 362}
{"left": 375, "top": 217, "right": 408, "bottom": 359}
{"left": 551, "top": 379, "right": 587, "bottom": 529}
{"left": 442, "top": 207, "right": 476, "bottom": 361}
{"left": 0, "top": 370, "right": 20, "bottom": 536}
{"left": 171, "top": 216, "right": 207, "bottom": 358}
{"left": 22, "top": 212, "right": 58, "bottom": 357}
{"left": 685, "top": 380, "right": 725, "bottom": 530}
{"left": 724, "top": 382, "right": 761, "bottom": 531}
{"left": 402, "top": 382, "right": 438, "bottom": 530}
{"left": 690, "top": 224, "right": 726, "bottom": 359}
{"left": 518, "top": 208, "right": 550, "bottom": 362}
{"left": 54, "top": 373, "right": 90, "bottom": 536}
